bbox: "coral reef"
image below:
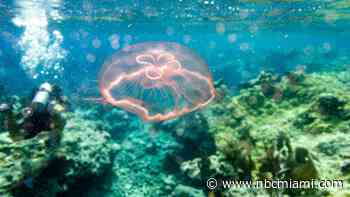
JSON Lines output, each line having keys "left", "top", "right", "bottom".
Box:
{"left": 0, "top": 112, "right": 118, "bottom": 197}
{"left": 1, "top": 69, "right": 350, "bottom": 197}
{"left": 106, "top": 128, "right": 180, "bottom": 197}
{"left": 180, "top": 70, "right": 350, "bottom": 196}
{"left": 0, "top": 132, "right": 52, "bottom": 196}
{"left": 83, "top": 105, "right": 216, "bottom": 197}
{"left": 76, "top": 104, "right": 139, "bottom": 140}
{"left": 171, "top": 184, "right": 205, "bottom": 197}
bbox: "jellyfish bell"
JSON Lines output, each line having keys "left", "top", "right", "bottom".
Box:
{"left": 98, "top": 42, "right": 216, "bottom": 122}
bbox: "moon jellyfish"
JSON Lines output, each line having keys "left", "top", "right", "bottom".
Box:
{"left": 99, "top": 42, "right": 216, "bottom": 121}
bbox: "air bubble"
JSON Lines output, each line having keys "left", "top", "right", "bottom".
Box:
{"left": 86, "top": 53, "right": 96, "bottom": 63}
{"left": 239, "top": 43, "right": 250, "bottom": 51}
{"left": 228, "top": 34, "right": 237, "bottom": 43}
{"left": 92, "top": 38, "right": 102, "bottom": 48}
{"left": 109, "top": 34, "right": 120, "bottom": 50}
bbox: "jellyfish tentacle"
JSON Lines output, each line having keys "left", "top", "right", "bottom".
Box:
{"left": 165, "top": 80, "right": 182, "bottom": 112}
{"left": 174, "top": 72, "right": 208, "bottom": 107}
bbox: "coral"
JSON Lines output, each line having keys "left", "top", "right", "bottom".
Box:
{"left": 180, "top": 158, "right": 202, "bottom": 181}
{"left": 180, "top": 71, "right": 350, "bottom": 196}
{"left": 70, "top": 101, "right": 211, "bottom": 197}
{"left": 317, "top": 93, "right": 347, "bottom": 118}
{"left": 171, "top": 184, "right": 205, "bottom": 197}
{"left": 180, "top": 154, "right": 238, "bottom": 190}
{"left": 77, "top": 105, "right": 138, "bottom": 140}
{"left": 341, "top": 161, "right": 350, "bottom": 175}
{"left": 155, "top": 112, "right": 216, "bottom": 166}
{"left": 0, "top": 112, "right": 118, "bottom": 197}
{"left": 104, "top": 125, "right": 182, "bottom": 197}
{"left": 2, "top": 70, "right": 349, "bottom": 197}
{"left": 54, "top": 114, "right": 119, "bottom": 180}
{"left": 0, "top": 132, "right": 52, "bottom": 196}
{"left": 207, "top": 154, "right": 238, "bottom": 178}
{"left": 215, "top": 134, "right": 255, "bottom": 180}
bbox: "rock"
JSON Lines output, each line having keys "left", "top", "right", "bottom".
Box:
{"left": 286, "top": 70, "right": 305, "bottom": 85}
{"left": 171, "top": 184, "right": 205, "bottom": 197}
{"left": 145, "top": 142, "right": 158, "bottom": 155}
{"left": 157, "top": 112, "right": 216, "bottom": 174}
{"left": 317, "top": 140, "right": 339, "bottom": 156}
{"left": 239, "top": 89, "right": 265, "bottom": 110}
{"left": 180, "top": 154, "right": 237, "bottom": 183}
{"left": 180, "top": 158, "right": 202, "bottom": 181}
{"left": 341, "top": 161, "right": 350, "bottom": 175}
{"left": 240, "top": 71, "right": 280, "bottom": 89}
{"left": 290, "top": 147, "right": 319, "bottom": 180}
{"left": 317, "top": 93, "right": 346, "bottom": 117}
{"left": 208, "top": 154, "right": 237, "bottom": 178}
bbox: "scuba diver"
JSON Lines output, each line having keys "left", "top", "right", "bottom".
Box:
{"left": 0, "top": 82, "right": 67, "bottom": 141}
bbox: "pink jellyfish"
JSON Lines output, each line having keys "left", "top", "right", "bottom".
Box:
{"left": 99, "top": 42, "right": 216, "bottom": 121}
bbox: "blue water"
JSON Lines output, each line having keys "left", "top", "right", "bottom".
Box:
{"left": 0, "top": 0, "right": 349, "bottom": 96}
{"left": 1, "top": 1, "right": 350, "bottom": 196}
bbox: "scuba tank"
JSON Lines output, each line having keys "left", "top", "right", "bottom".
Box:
{"left": 31, "top": 82, "right": 53, "bottom": 113}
